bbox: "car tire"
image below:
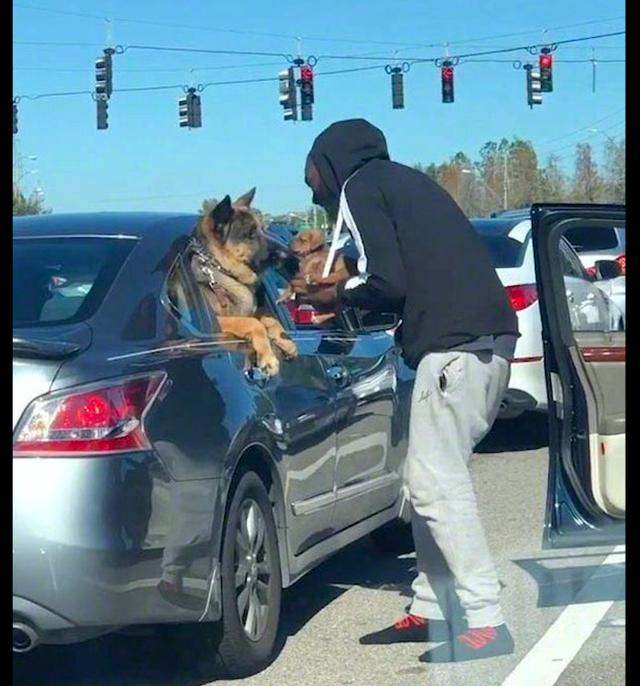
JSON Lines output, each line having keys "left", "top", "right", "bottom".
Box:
{"left": 370, "top": 519, "right": 415, "bottom": 557}
{"left": 216, "top": 471, "right": 282, "bottom": 678}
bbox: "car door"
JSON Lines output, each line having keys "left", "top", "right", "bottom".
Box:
{"left": 259, "top": 268, "right": 339, "bottom": 559}
{"left": 531, "top": 204, "right": 625, "bottom": 549}
{"left": 320, "top": 310, "right": 404, "bottom": 534}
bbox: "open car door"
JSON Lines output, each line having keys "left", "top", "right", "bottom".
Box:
{"left": 531, "top": 204, "right": 625, "bottom": 549}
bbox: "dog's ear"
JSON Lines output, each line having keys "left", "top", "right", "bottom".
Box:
{"left": 233, "top": 187, "right": 256, "bottom": 209}
{"left": 201, "top": 195, "right": 233, "bottom": 242}
{"left": 211, "top": 195, "right": 233, "bottom": 226}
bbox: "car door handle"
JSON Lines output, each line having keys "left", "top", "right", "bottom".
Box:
{"left": 244, "top": 367, "right": 268, "bottom": 386}
{"left": 326, "top": 365, "right": 348, "bottom": 386}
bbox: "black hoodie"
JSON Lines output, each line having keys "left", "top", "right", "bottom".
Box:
{"left": 307, "top": 119, "right": 519, "bottom": 370}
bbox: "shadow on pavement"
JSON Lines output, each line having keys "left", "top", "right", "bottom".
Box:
{"left": 476, "top": 411, "right": 549, "bottom": 454}
{"left": 13, "top": 539, "right": 415, "bottom": 686}
{"left": 514, "top": 552, "right": 625, "bottom": 607}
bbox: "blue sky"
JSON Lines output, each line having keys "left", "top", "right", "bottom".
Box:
{"left": 13, "top": 1, "right": 625, "bottom": 216}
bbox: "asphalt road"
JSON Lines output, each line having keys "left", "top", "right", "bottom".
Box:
{"left": 14, "top": 414, "right": 625, "bottom": 686}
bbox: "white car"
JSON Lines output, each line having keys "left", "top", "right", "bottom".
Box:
{"left": 472, "top": 217, "right": 625, "bottom": 419}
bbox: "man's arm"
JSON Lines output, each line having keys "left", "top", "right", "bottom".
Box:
{"left": 336, "top": 182, "right": 406, "bottom": 313}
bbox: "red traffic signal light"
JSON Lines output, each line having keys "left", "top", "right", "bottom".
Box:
{"left": 299, "top": 63, "right": 314, "bottom": 121}
{"left": 539, "top": 49, "right": 553, "bottom": 93}
{"left": 441, "top": 61, "right": 454, "bottom": 103}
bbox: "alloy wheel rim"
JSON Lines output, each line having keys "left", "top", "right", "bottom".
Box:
{"left": 234, "top": 498, "right": 271, "bottom": 641}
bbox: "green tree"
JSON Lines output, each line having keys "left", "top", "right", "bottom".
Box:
{"left": 199, "top": 198, "right": 219, "bottom": 215}
{"left": 13, "top": 186, "right": 49, "bottom": 216}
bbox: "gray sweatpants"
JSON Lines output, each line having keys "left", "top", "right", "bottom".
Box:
{"left": 403, "top": 350, "right": 510, "bottom": 629}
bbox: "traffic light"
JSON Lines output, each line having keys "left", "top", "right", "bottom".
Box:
{"left": 441, "top": 60, "right": 454, "bottom": 103}
{"left": 95, "top": 48, "right": 114, "bottom": 99}
{"left": 97, "top": 96, "right": 108, "bottom": 130}
{"left": 178, "top": 88, "right": 202, "bottom": 129}
{"left": 525, "top": 64, "right": 543, "bottom": 108}
{"left": 278, "top": 67, "right": 297, "bottom": 121}
{"left": 390, "top": 67, "right": 404, "bottom": 109}
{"left": 190, "top": 91, "right": 202, "bottom": 128}
{"left": 13, "top": 100, "right": 18, "bottom": 134}
{"left": 299, "top": 64, "right": 314, "bottom": 121}
{"left": 539, "top": 48, "right": 553, "bottom": 93}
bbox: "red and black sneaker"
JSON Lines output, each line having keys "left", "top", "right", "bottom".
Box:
{"left": 359, "top": 614, "right": 455, "bottom": 645}
{"left": 419, "top": 624, "right": 514, "bottom": 662}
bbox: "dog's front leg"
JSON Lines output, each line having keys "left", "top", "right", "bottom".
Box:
{"left": 259, "top": 315, "right": 298, "bottom": 360}
{"left": 218, "top": 316, "right": 279, "bottom": 377}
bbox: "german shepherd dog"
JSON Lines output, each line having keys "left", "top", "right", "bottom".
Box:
{"left": 190, "top": 188, "right": 297, "bottom": 377}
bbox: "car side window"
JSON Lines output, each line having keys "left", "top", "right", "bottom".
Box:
{"left": 559, "top": 239, "right": 586, "bottom": 280}
{"left": 164, "top": 254, "right": 216, "bottom": 335}
{"left": 262, "top": 266, "right": 341, "bottom": 333}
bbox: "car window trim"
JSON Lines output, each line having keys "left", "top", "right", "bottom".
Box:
{"left": 161, "top": 253, "right": 213, "bottom": 337}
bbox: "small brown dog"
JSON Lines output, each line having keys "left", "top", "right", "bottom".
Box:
{"left": 190, "top": 188, "right": 297, "bottom": 377}
{"left": 278, "top": 229, "right": 350, "bottom": 316}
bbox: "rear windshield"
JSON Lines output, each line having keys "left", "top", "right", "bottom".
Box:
{"left": 476, "top": 234, "right": 527, "bottom": 268}
{"left": 13, "top": 236, "right": 136, "bottom": 327}
{"left": 564, "top": 226, "right": 622, "bottom": 252}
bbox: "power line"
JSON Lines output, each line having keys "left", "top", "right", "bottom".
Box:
{"left": 12, "top": 2, "right": 626, "bottom": 51}
{"left": 13, "top": 29, "right": 623, "bottom": 65}
{"left": 545, "top": 120, "right": 625, "bottom": 157}
{"left": 13, "top": 60, "right": 285, "bottom": 74}
{"left": 405, "top": 30, "right": 625, "bottom": 64}
{"left": 536, "top": 108, "right": 626, "bottom": 147}
{"left": 461, "top": 58, "right": 624, "bottom": 64}
{"left": 117, "top": 30, "right": 626, "bottom": 63}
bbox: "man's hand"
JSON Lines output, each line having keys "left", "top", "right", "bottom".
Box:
{"left": 299, "top": 282, "right": 340, "bottom": 312}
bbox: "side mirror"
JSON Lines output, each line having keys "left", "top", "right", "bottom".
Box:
{"left": 594, "top": 260, "right": 622, "bottom": 281}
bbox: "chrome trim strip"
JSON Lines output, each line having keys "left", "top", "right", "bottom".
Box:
{"left": 335, "top": 472, "right": 399, "bottom": 503}
{"left": 291, "top": 491, "right": 336, "bottom": 517}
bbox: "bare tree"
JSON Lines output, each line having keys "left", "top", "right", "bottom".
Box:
{"left": 571, "top": 143, "right": 604, "bottom": 202}
{"left": 602, "top": 138, "right": 625, "bottom": 203}
{"left": 537, "top": 154, "right": 568, "bottom": 202}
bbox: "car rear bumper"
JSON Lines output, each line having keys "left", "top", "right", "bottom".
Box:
{"left": 13, "top": 454, "right": 222, "bottom": 644}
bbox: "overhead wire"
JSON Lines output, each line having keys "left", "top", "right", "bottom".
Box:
{"left": 13, "top": 30, "right": 626, "bottom": 100}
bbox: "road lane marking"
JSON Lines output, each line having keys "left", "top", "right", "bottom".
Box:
{"left": 501, "top": 545, "right": 625, "bottom": 686}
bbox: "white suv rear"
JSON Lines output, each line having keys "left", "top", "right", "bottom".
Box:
{"left": 472, "top": 217, "right": 624, "bottom": 420}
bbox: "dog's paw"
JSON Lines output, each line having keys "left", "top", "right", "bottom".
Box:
{"left": 278, "top": 336, "right": 298, "bottom": 360}
{"left": 258, "top": 351, "right": 280, "bottom": 377}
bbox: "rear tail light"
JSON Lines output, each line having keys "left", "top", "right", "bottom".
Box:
{"left": 615, "top": 254, "right": 626, "bottom": 275}
{"left": 586, "top": 266, "right": 597, "bottom": 279}
{"left": 505, "top": 284, "right": 538, "bottom": 311}
{"left": 13, "top": 373, "right": 166, "bottom": 457}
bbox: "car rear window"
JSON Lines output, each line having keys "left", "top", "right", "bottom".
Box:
{"left": 13, "top": 236, "right": 136, "bottom": 327}
{"left": 476, "top": 234, "right": 527, "bottom": 268}
{"left": 564, "top": 226, "right": 621, "bottom": 252}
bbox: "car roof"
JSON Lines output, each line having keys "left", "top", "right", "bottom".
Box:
{"left": 490, "top": 208, "right": 531, "bottom": 219}
{"left": 471, "top": 217, "right": 528, "bottom": 235}
{"left": 13, "top": 212, "right": 199, "bottom": 241}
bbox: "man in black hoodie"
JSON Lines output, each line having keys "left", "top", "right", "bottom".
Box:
{"left": 302, "top": 119, "right": 519, "bottom": 663}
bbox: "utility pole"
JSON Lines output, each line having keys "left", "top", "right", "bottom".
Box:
{"left": 502, "top": 150, "right": 509, "bottom": 210}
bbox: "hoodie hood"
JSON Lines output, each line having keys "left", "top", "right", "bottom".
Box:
{"left": 306, "top": 119, "right": 389, "bottom": 213}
